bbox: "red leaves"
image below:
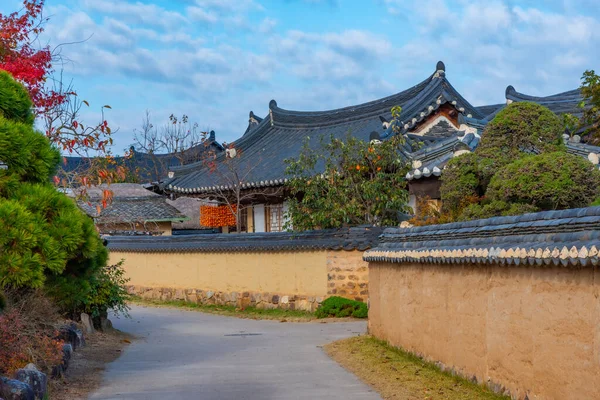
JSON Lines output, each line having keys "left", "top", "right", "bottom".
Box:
{"left": 0, "top": 1, "right": 56, "bottom": 113}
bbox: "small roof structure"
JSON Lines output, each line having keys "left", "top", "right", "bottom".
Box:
{"left": 77, "top": 183, "right": 187, "bottom": 225}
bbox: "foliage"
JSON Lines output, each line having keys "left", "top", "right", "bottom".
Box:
{"left": 0, "top": 290, "right": 64, "bottom": 375}
{"left": 580, "top": 69, "right": 600, "bottom": 145}
{"left": 434, "top": 102, "right": 591, "bottom": 223}
{"left": 0, "top": 71, "right": 108, "bottom": 318}
{"left": 285, "top": 133, "right": 410, "bottom": 230}
{"left": 315, "top": 296, "right": 368, "bottom": 319}
{"left": 484, "top": 152, "right": 600, "bottom": 211}
{"left": 476, "top": 102, "right": 564, "bottom": 167}
{"left": 82, "top": 260, "right": 131, "bottom": 319}
{"left": 438, "top": 153, "right": 493, "bottom": 219}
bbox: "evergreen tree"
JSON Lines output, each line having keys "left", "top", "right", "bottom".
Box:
{"left": 0, "top": 71, "right": 107, "bottom": 313}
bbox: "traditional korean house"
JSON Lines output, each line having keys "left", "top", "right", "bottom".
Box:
{"left": 163, "top": 61, "right": 600, "bottom": 231}
{"left": 77, "top": 183, "right": 188, "bottom": 235}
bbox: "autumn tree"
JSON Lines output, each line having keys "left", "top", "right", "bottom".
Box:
{"left": 196, "top": 140, "right": 283, "bottom": 233}
{"left": 285, "top": 132, "right": 411, "bottom": 231}
{"left": 580, "top": 70, "right": 600, "bottom": 145}
{"left": 132, "top": 111, "right": 206, "bottom": 182}
{"left": 0, "top": 0, "right": 114, "bottom": 155}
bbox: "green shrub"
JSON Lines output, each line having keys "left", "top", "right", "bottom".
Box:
{"left": 476, "top": 102, "right": 565, "bottom": 166}
{"left": 485, "top": 152, "right": 600, "bottom": 211}
{"left": 439, "top": 153, "right": 493, "bottom": 217}
{"left": 315, "top": 296, "right": 368, "bottom": 319}
{"left": 82, "top": 260, "right": 131, "bottom": 320}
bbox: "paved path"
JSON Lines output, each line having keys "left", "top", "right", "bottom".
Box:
{"left": 89, "top": 305, "right": 381, "bottom": 400}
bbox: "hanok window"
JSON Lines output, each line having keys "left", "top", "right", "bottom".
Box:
{"left": 266, "top": 204, "right": 284, "bottom": 232}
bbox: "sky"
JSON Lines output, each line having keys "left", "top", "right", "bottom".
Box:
{"left": 1, "top": 0, "right": 599, "bottom": 154}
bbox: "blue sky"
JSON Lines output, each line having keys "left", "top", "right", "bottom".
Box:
{"left": 2, "top": 0, "right": 599, "bottom": 154}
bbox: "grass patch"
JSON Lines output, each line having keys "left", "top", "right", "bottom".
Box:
{"left": 131, "top": 297, "right": 317, "bottom": 322}
{"left": 324, "top": 335, "right": 510, "bottom": 400}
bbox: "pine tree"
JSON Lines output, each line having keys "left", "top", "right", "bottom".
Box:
{"left": 0, "top": 71, "right": 107, "bottom": 313}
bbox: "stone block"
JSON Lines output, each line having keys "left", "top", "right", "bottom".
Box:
{"left": 14, "top": 364, "right": 47, "bottom": 400}
{"left": 61, "top": 344, "right": 73, "bottom": 371}
{"left": 280, "top": 296, "right": 289, "bottom": 304}
{"left": 0, "top": 377, "right": 34, "bottom": 400}
{"left": 348, "top": 275, "right": 359, "bottom": 281}
{"left": 80, "top": 313, "right": 94, "bottom": 335}
{"left": 336, "top": 275, "right": 346, "bottom": 280}
{"left": 271, "top": 295, "right": 280, "bottom": 304}
{"left": 174, "top": 289, "right": 185, "bottom": 300}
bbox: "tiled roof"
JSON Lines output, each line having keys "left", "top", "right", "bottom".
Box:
{"left": 505, "top": 86, "right": 584, "bottom": 116}
{"left": 364, "top": 206, "right": 600, "bottom": 267}
{"left": 77, "top": 184, "right": 187, "bottom": 224}
{"left": 166, "top": 61, "right": 483, "bottom": 194}
{"left": 61, "top": 134, "right": 224, "bottom": 184}
{"left": 79, "top": 197, "right": 187, "bottom": 224}
{"left": 106, "top": 226, "right": 383, "bottom": 253}
{"left": 164, "top": 61, "right": 595, "bottom": 192}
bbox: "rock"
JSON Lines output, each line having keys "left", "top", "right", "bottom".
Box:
{"left": 206, "top": 291, "right": 214, "bottom": 300}
{"left": 0, "top": 377, "right": 34, "bottom": 400}
{"left": 58, "top": 324, "right": 85, "bottom": 350}
{"left": 62, "top": 344, "right": 73, "bottom": 371}
{"left": 80, "top": 313, "right": 95, "bottom": 335}
{"left": 271, "top": 295, "right": 279, "bottom": 304}
{"left": 280, "top": 296, "right": 289, "bottom": 304}
{"left": 100, "top": 317, "right": 113, "bottom": 332}
{"left": 14, "top": 364, "right": 47, "bottom": 400}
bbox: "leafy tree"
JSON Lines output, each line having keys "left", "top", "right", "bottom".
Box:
{"left": 580, "top": 70, "right": 600, "bottom": 144}
{"left": 0, "top": 71, "right": 108, "bottom": 316}
{"left": 285, "top": 133, "right": 410, "bottom": 230}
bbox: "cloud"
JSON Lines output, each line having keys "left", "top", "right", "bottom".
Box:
{"left": 34, "top": 0, "right": 600, "bottom": 152}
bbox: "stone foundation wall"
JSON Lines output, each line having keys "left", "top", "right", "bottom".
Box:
{"left": 129, "top": 286, "right": 324, "bottom": 311}
{"left": 112, "top": 248, "right": 370, "bottom": 312}
{"left": 326, "top": 250, "right": 369, "bottom": 302}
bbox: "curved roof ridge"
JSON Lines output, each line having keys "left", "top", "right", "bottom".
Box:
{"left": 505, "top": 85, "right": 582, "bottom": 103}
{"left": 268, "top": 68, "right": 440, "bottom": 127}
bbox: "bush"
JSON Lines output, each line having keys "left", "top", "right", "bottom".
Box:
{"left": 83, "top": 260, "right": 131, "bottom": 322}
{"left": 485, "top": 152, "right": 600, "bottom": 210}
{"left": 0, "top": 291, "right": 64, "bottom": 375}
{"left": 476, "top": 102, "right": 565, "bottom": 166}
{"left": 315, "top": 296, "right": 368, "bottom": 319}
{"left": 439, "top": 153, "right": 493, "bottom": 218}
